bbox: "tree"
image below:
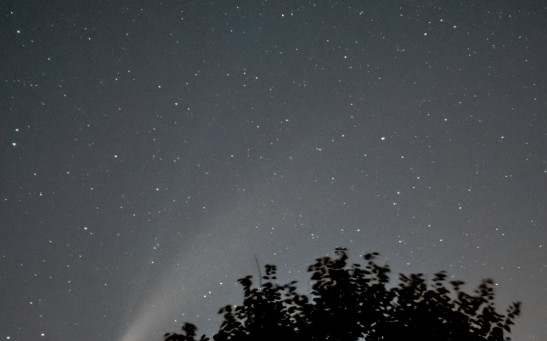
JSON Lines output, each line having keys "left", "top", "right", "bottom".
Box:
{"left": 164, "top": 247, "right": 520, "bottom": 341}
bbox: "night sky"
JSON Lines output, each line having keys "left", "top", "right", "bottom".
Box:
{"left": 1, "top": 1, "right": 547, "bottom": 340}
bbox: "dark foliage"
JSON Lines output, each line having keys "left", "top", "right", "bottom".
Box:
{"left": 164, "top": 247, "right": 520, "bottom": 341}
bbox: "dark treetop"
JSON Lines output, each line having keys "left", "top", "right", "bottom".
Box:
{"left": 165, "top": 248, "right": 520, "bottom": 341}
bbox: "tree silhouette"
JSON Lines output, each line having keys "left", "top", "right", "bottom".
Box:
{"left": 164, "top": 247, "right": 520, "bottom": 341}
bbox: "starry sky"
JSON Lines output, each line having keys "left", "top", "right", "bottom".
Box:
{"left": 1, "top": 1, "right": 547, "bottom": 340}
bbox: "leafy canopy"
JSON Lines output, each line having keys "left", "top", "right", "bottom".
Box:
{"left": 165, "top": 247, "right": 520, "bottom": 341}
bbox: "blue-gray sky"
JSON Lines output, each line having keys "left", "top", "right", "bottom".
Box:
{"left": 1, "top": 1, "right": 546, "bottom": 340}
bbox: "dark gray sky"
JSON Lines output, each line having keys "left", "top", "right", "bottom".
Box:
{"left": 1, "top": 1, "right": 546, "bottom": 340}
